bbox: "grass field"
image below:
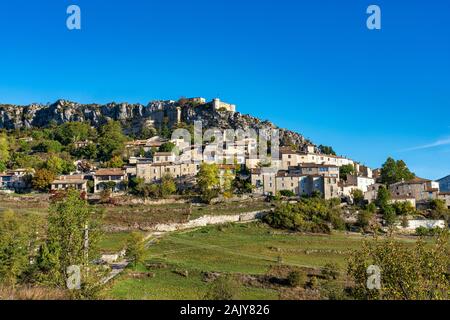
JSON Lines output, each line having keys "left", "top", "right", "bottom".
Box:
{"left": 106, "top": 222, "right": 423, "bottom": 300}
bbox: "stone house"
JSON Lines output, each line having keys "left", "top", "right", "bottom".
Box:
{"left": 51, "top": 175, "right": 88, "bottom": 192}
{"left": 153, "top": 152, "right": 177, "bottom": 163}
{"left": 93, "top": 168, "right": 126, "bottom": 193}
{"left": 389, "top": 177, "right": 440, "bottom": 202}
{"left": 136, "top": 161, "right": 199, "bottom": 188}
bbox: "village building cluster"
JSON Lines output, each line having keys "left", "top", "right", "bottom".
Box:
{"left": 0, "top": 97, "right": 449, "bottom": 211}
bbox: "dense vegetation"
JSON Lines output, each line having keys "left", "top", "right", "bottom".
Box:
{"left": 263, "top": 197, "right": 345, "bottom": 234}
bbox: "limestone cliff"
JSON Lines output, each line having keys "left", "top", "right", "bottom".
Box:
{"left": 0, "top": 99, "right": 309, "bottom": 148}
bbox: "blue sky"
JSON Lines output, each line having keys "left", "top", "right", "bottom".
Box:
{"left": 0, "top": 0, "right": 449, "bottom": 179}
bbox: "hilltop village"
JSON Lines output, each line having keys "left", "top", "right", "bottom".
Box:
{"left": 0, "top": 97, "right": 449, "bottom": 233}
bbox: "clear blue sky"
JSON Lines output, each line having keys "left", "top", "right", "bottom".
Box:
{"left": 0, "top": 0, "right": 449, "bottom": 179}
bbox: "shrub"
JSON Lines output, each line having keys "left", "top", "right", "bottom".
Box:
{"left": 204, "top": 275, "right": 240, "bottom": 300}
{"left": 287, "top": 270, "right": 306, "bottom": 287}
{"left": 321, "top": 262, "right": 340, "bottom": 280}
{"left": 415, "top": 226, "right": 442, "bottom": 237}
{"left": 279, "top": 190, "right": 296, "bottom": 197}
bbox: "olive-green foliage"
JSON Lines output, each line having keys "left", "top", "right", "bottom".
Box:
{"left": 347, "top": 231, "right": 449, "bottom": 300}
{"left": 263, "top": 197, "right": 344, "bottom": 233}
{"left": 125, "top": 232, "right": 146, "bottom": 268}
{"left": 0, "top": 211, "right": 43, "bottom": 286}
{"left": 54, "top": 122, "right": 94, "bottom": 146}
{"left": 339, "top": 164, "right": 355, "bottom": 181}
{"left": 36, "top": 190, "right": 102, "bottom": 287}
{"left": 97, "top": 121, "right": 126, "bottom": 162}
{"left": 429, "top": 199, "right": 450, "bottom": 220}
{"left": 380, "top": 157, "right": 415, "bottom": 185}
{"left": 287, "top": 270, "right": 307, "bottom": 287}
{"left": 375, "top": 186, "right": 390, "bottom": 209}
{"left": 204, "top": 275, "right": 240, "bottom": 300}
{"left": 197, "top": 163, "right": 220, "bottom": 203}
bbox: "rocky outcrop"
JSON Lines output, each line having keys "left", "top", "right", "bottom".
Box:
{"left": 0, "top": 99, "right": 309, "bottom": 148}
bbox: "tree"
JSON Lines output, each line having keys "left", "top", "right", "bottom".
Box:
{"left": 287, "top": 270, "right": 307, "bottom": 287}
{"left": 279, "top": 190, "right": 296, "bottom": 197}
{"left": 357, "top": 210, "right": 374, "bottom": 230}
{"left": 318, "top": 145, "right": 336, "bottom": 156}
{"left": 339, "top": 164, "right": 355, "bottom": 181}
{"left": 45, "top": 155, "right": 75, "bottom": 175}
{"left": 382, "top": 205, "right": 397, "bottom": 226}
{"left": 97, "top": 121, "right": 126, "bottom": 162}
{"left": 391, "top": 201, "right": 415, "bottom": 216}
{"left": 54, "top": 122, "right": 94, "bottom": 146}
{"left": 34, "top": 140, "right": 63, "bottom": 153}
{"left": 204, "top": 275, "right": 240, "bottom": 300}
{"left": 351, "top": 189, "right": 364, "bottom": 206}
{"left": 380, "top": 157, "right": 415, "bottom": 185}
{"left": 429, "top": 199, "right": 449, "bottom": 220}
{"left": 125, "top": 232, "right": 145, "bottom": 268}
{"left": 0, "top": 211, "right": 41, "bottom": 286}
{"left": 36, "top": 190, "right": 102, "bottom": 288}
{"left": 196, "top": 163, "right": 220, "bottom": 203}
{"left": 375, "top": 186, "right": 390, "bottom": 209}
{"left": 232, "top": 176, "right": 253, "bottom": 194}
{"left": 160, "top": 174, "right": 176, "bottom": 197}
{"left": 347, "top": 232, "right": 449, "bottom": 300}
{"left": 32, "top": 169, "right": 56, "bottom": 191}
{"left": 106, "top": 155, "right": 124, "bottom": 168}
{"left": 158, "top": 142, "right": 175, "bottom": 153}
{"left": 0, "top": 133, "right": 9, "bottom": 166}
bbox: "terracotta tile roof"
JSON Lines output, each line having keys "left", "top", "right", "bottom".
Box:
{"left": 95, "top": 168, "right": 125, "bottom": 176}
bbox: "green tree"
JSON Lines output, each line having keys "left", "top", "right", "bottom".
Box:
{"left": 351, "top": 189, "right": 364, "bottom": 206}
{"left": 287, "top": 270, "right": 307, "bottom": 287}
{"left": 382, "top": 205, "right": 397, "bottom": 226}
{"left": 36, "top": 190, "right": 102, "bottom": 287}
{"left": 158, "top": 142, "right": 176, "bottom": 153}
{"left": 380, "top": 157, "right": 415, "bottom": 185}
{"left": 54, "top": 122, "right": 94, "bottom": 146}
{"left": 357, "top": 210, "right": 374, "bottom": 230}
{"left": 125, "top": 232, "right": 145, "bottom": 268}
{"left": 347, "top": 232, "right": 449, "bottom": 300}
{"left": 196, "top": 163, "right": 220, "bottom": 203}
{"left": 0, "top": 133, "right": 10, "bottom": 166}
{"left": 32, "top": 169, "right": 56, "bottom": 191}
{"left": 0, "top": 211, "right": 41, "bottom": 286}
{"left": 318, "top": 145, "right": 336, "bottom": 156}
{"left": 204, "top": 275, "right": 240, "bottom": 300}
{"left": 34, "top": 140, "right": 63, "bottom": 153}
{"left": 160, "top": 174, "right": 177, "bottom": 197}
{"left": 339, "top": 164, "right": 355, "bottom": 181}
{"left": 106, "top": 155, "right": 124, "bottom": 168}
{"left": 97, "top": 121, "right": 126, "bottom": 162}
{"left": 429, "top": 199, "right": 449, "bottom": 220}
{"left": 375, "top": 186, "right": 391, "bottom": 209}
{"left": 45, "top": 155, "right": 75, "bottom": 175}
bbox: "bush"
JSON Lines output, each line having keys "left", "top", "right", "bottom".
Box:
{"left": 321, "top": 262, "right": 340, "bottom": 280}
{"left": 287, "top": 270, "right": 306, "bottom": 287}
{"left": 415, "top": 226, "right": 443, "bottom": 237}
{"left": 263, "top": 198, "right": 341, "bottom": 234}
{"left": 204, "top": 275, "right": 240, "bottom": 300}
{"left": 357, "top": 210, "right": 373, "bottom": 229}
{"left": 279, "top": 190, "right": 296, "bottom": 197}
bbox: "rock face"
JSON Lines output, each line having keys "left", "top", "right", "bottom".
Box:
{"left": 0, "top": 99, "right": 309, "bottom": 148}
